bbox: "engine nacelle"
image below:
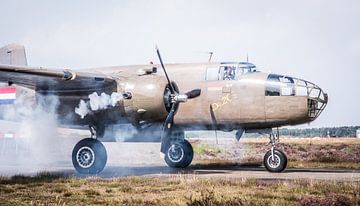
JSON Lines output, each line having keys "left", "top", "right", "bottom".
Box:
{"left": 119, "top": 74, "right": 171, "bottom": 123}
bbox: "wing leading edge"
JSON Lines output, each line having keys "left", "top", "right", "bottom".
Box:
{"left": 0, "top": 64, "right": 118, "bottom": 94}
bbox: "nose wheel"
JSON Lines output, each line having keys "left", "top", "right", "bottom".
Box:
{"left": 72, "top": 138, "right": 107, "bottom": 174}
{"left": 263, "top": 149, "right": 287, "bottom": 172}
{"left": 263, "top": 131, "right": 287, "bottom": 172}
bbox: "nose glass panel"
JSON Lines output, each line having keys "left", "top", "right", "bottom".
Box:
{"left": 265, "top": 74, "right": 328, "bottom": 121}
{"left": 294, "top": 79, "right": 328, "bottom": 120}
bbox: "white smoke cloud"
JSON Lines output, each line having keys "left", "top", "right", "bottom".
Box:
{"left": 0, "top": 88, "right": 63, "bottom": 172}
{"left": 75, "top": 92, "right": 123, "bottom": 119}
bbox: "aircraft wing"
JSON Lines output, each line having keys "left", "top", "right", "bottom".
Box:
{"left": 0, "top": 64, "right": 118, "bottom": 93}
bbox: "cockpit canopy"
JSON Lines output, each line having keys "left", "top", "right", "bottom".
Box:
{"left": 206, "top": 62, "right": 257, "bottom": 81}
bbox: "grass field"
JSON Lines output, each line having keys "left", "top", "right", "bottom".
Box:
{"left": 0, "top": 173, "right": 359, "bottom": 206}
{"left": 192, "top": 137, "right": 360, "bottom": 169}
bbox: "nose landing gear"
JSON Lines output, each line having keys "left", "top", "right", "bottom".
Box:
{"left": 263, "top": 131, "right": 287, "bottom": 172}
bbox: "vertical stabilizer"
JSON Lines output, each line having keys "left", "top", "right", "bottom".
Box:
{"left": 0, "top": 44, "right": 28, "bottom": 66}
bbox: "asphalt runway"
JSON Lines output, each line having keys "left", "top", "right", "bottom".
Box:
{"left": 1, "top": 162, "right": 359, "bottom": 181}
{"left": 0, "top": 121, "right": 358, "bottom": 181}
{"left": 0, "top": 141, "right": 359, "bottom": 181}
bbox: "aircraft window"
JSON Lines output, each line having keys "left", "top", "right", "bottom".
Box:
{"left": 244, "top": 67, "right": 251, "bottom": 73}
{"left": 221, "top": 66, "right": 237, "bottom": 80}
{"left": 280, "top": 76, "right": 295, "bottom": 96}
{"left": 206, "top": 67, "right": 220, "bottom": 81}
{"left": 295, "top": 86, "right": 308, "bottom": 96}
{"left": 265, "top": 83, "right": 280, "bottom": 96}
{"left": 266, "top": 74, "right": 280, "bottom": 96}
{"left": 281, "top": 87, "right": 293, "bottom": 96}
{"left": 295, "top": 79, "right": 308, "bottom": 96}
{"left": 265, "top": 74, "right": 296, "bottom": 96}
{"left": 279, "top": 76, "right": 294, "bottom": 84}
{"left": 267, "top": 74, "right": 281, "bottom": 82}
{"left": 296, "top": 79, "right": 307, "bottom": 87}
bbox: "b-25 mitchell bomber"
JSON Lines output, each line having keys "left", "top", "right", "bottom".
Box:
{"left": 0, "top": 44, "right": 328, "bottom": 174}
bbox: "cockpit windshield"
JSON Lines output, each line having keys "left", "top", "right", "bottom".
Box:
{"left": 205, "top": 62, "right": 257, "bottom": 81}
{"left": 237, "top": 62, "right": 257, "bottom": 74}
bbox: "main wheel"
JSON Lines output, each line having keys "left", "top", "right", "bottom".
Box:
{"left": 72, "top": 138, "right": 107, "bottom": 174}
{"left": 263, "top": 149, "right": 287, "bottom": 172}
{"left": 164, "top": 139, "right": 193, "bottom": 168}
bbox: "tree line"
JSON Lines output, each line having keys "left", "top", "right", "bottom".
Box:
{"left": 278, "top": 126, "right": 360, "bottom": 137}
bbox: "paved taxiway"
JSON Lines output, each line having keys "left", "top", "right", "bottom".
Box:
{"left": 0, "top": 141, "right": 359, "bottom": 181}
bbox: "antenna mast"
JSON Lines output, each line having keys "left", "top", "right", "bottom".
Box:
{"left": 208, "top": 51, "right": 213, "bottom": 62}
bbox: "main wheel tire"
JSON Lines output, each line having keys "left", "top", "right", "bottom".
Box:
{"left": 164, "top": 139, "right": 193, "bottom": 168}
{"left": 263, "top": 149, "right": 287, "bottom": 172}
{"left": 72, "top": 138, "right": 107, "bottom": 174}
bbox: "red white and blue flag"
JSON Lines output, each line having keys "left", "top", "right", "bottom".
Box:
{"left": 0, "top": 133, "right": 16, "bottom": 138}
{"left": 0, "top": 87, "right": 16, "bottom": 105}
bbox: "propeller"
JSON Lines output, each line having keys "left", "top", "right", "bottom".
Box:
{"left": 156, "top": 47, "right": 201, "bottom": 152}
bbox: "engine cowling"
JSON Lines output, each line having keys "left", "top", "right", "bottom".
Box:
{"left": 120, "top": 74, "right": 173, "bottom": 123}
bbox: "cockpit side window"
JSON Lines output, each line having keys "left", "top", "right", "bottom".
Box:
{"left": 206, "top": 67, "right": 220, "bottom": 81}
{"left": 220, "top": 66, "right": 237, "bottom": 80}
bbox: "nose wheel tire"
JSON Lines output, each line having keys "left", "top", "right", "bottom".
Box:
{"left": 164, "top": 139, "right": 193, "bottom": 168}
{"left": 72, "top": 138, "right": 107, "bottom": 174}
{"left": 263, "top": 149, "right": 287, "bottom": 172}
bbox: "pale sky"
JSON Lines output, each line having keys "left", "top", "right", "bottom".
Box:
{"left": 1, "top": 0, "right": 359, "bottom": 127}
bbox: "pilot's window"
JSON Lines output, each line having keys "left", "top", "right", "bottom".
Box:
{"left": 206, "top": 67, "right": 220, "bottom": 81}
{"left": 220, "top": 66, "right": 237, "bottom": 80}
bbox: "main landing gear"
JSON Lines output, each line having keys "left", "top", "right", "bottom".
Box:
{"left": 72, "top": 126, "right": 107, "bottom": 174}
{"left": 162, "top": 130, "right": 194, "bottom": 168}
{"left": 263, "top": 131, "right": 287, "bottom": 172}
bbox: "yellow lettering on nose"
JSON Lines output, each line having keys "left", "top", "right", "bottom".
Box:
{"left": 211, "top": 94, "right": 232, "bottom": 112}
{"left": 223, "top": 94, "right": 231, "bottom": 103}
{"left": 212, "top": 103, "right": 220, "bottom": 111}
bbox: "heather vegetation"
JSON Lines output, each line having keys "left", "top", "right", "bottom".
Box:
{"left": 192, "top": 138, "right": 360, "bottom": 169}
{"left": 0, "top": 173, "right": 358, "bottom": 206}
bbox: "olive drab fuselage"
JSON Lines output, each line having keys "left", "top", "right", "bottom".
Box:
{"left": 86, "top": 62, "right": 327, "bottom": 131}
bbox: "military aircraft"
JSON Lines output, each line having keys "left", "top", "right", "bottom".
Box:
{"left": 0, "top": 44, "right": 328, "bottom": 174}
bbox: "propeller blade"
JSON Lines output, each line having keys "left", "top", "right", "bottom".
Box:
{"left": 185, "top": 89, "right": 201, "bottom": 99}
{"left": 156, "top": 46, "right": 175, "bottom": 94}
{"left": 160, "top": 103, "right": 176, "bottom": 152}
{"left": 164, "top": 104, "right": 176, "bottom": 130}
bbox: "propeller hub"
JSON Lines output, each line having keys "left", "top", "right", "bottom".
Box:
{"left": 171, "top": 94, "right": 188, "bottom": 103}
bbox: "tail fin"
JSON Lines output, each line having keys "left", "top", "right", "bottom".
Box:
{"left": 0, "top": 44, "right": 27, "bottom": 66}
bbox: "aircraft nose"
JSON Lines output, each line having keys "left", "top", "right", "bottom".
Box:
{"left": 305, "top": 81, "right": 328, "bottom": 120}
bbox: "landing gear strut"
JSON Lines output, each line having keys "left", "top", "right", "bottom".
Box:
{"left": 72, "top": 125, "right": 107, "bottom": 174}
{"left": 263, "top": 130, "right": 287, "bottom": 172}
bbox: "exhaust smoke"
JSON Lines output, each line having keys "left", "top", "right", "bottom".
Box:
{"left": 0, "top": 90, "right": 65, "bottom": 175}
{"left": 75, "top": 92, "right": 123, "bottom": 119}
